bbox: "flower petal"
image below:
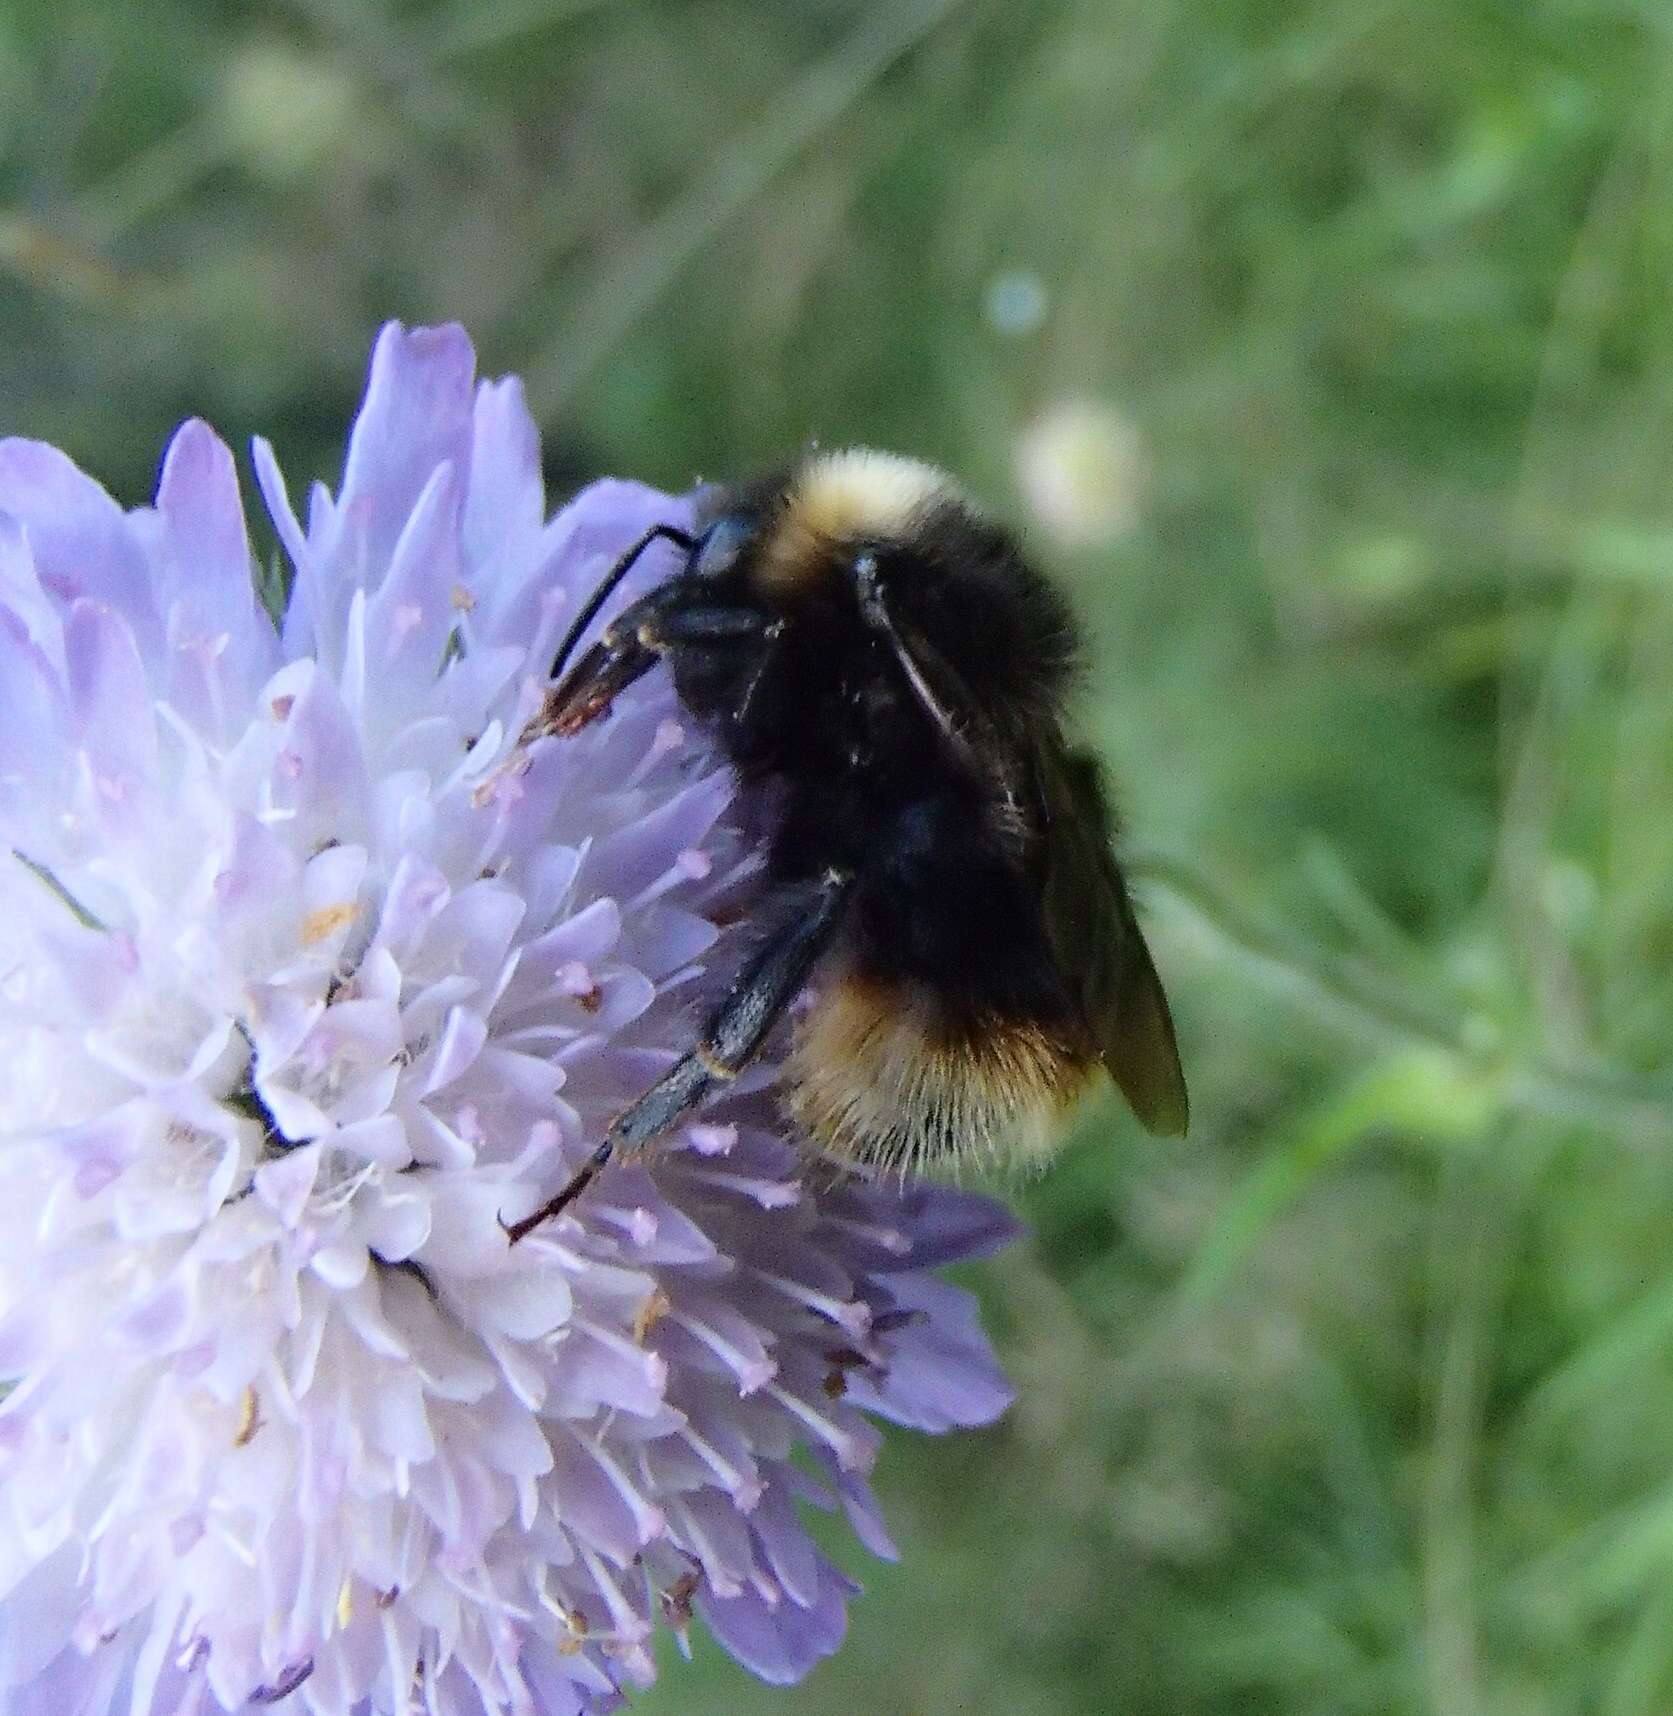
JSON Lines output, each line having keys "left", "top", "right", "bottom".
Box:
{"left": 339, "top": 322, "right": 476, "bottom": 576}
{"left": 0, "top": 321, "right": 1019, "bottom": 1716}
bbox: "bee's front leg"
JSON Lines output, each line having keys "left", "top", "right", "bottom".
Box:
{"left": 530, "top": 595, "right": 775, "bottom": 740}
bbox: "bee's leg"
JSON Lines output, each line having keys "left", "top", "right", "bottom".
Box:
{"left": 531, "top": 598, "right": 774, "bottom": 739}
{"left": 503, "top": 871, "right": 853, "bottom": 1241}
{"left": 648, "top": 609, "right": 789, "bottom": 736}
{"left": 530, "top": 631, "right": 658, "bottom": 739}
{"left": 852, "top": 555, "right": 992, "bottom": 756}
{"left": 530, "top": 583, "right": 687, "bottom": 738}
{"left": 851, "top": 554, "right": 1030, "bottom": 816}
{"left": 640, "top": 606, "right": 773, "bottom": 646}
{"left": 733, "top": 620, "right": 789, "bottom": 728}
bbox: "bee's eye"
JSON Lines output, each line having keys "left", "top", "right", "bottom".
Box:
{"left": 693, "top": 516, "right": 749, "bottom": 579}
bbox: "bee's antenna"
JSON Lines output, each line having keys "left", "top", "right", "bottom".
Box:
{"left": 549, "top": 522, "right": 695, "bottom": 682}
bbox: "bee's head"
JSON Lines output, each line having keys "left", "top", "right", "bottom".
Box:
{"left": 733, "top": 449, "right": 952, "bottom": 607}
{"left": 677, "top": 448, "right": 1078, "bottom": 741}
{"left": 685, "top": 451, "right": 946, "bottom": 605}
{"left": 732, "top": 450, "right": 1076, "bottom": 708}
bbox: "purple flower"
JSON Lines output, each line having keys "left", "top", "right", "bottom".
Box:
{"left": 0, "top": 324, "right": 1017, "bottom": 1715}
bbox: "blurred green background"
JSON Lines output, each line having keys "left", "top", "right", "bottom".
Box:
{"left": 9, "top": 0, "right": 1673, "bottom": 1710}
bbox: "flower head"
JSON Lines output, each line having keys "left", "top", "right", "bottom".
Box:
{"left": 0, "top": 324, "right": 1017, "bottom": 1715}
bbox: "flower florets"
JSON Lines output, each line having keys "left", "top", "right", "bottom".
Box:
{"left": 0, "top": 323, "right": 1017, "bottom": 1715}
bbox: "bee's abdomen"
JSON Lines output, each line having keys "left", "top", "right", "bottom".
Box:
{"left": 785, "top": 971, "right": 1096, "bottom": 1174}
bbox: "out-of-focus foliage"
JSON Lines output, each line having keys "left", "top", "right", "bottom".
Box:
{"left": 7, "top": 0, "right": 1673, "bottom": 1710}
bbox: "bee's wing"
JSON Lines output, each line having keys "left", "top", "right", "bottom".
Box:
{"left": 1032, "top": 741, "right": 1189, "bottom": 1137}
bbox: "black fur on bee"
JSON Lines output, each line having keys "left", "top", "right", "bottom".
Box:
{"left": 504, "top": 450, "right": 1186, "bottom": 1239}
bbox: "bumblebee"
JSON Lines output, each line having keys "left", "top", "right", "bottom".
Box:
{"left": 505, "top": 450, "right": 1186, "bottom": 1238}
